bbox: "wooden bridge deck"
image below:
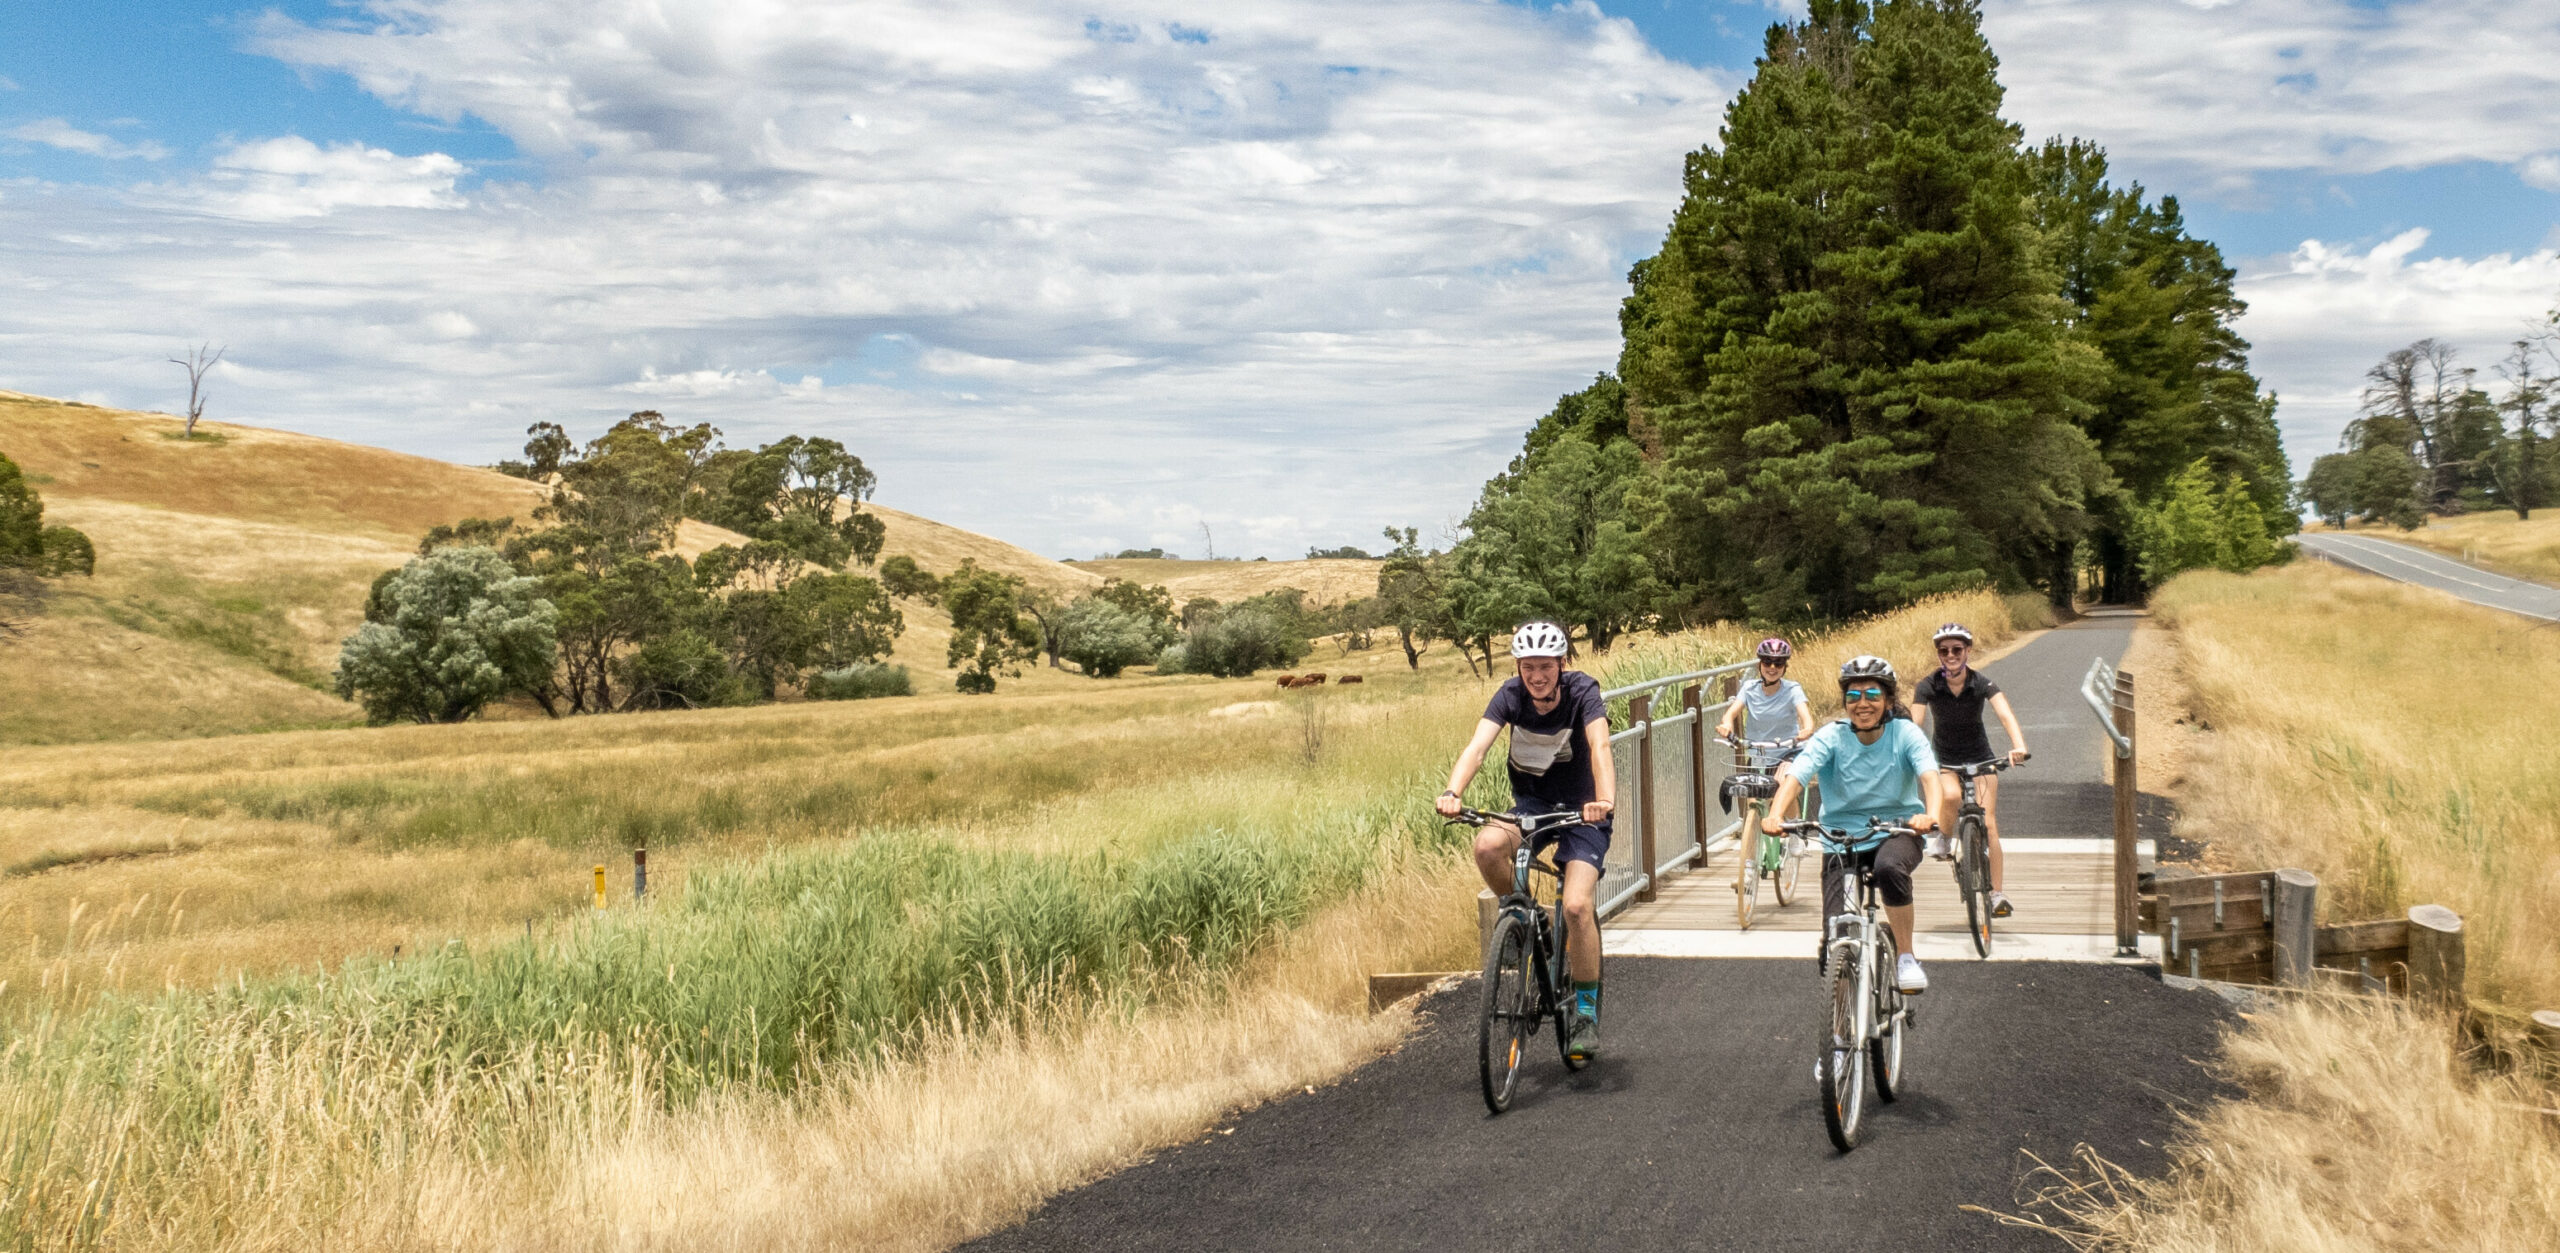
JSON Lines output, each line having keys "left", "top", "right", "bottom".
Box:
{"left": 1607, "top": 837, "right": 2160, "bottom": 962}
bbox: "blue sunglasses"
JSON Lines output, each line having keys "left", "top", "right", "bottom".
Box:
{"left": 1841, "top": 686, "right": 1886, "bottom": 702}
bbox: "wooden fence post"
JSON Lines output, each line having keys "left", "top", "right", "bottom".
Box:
{"left": 1478, "top": 889, "right": 1497, "bottom": 962}
{"left": 2271, "top": 868, "right": 2318, "bottom": 987}
{"left": 2406, "top": 904, "right": 2465, "bottom": 1009}
{"left": 2531, "top": 1010, "right": 2560, "bottom": 1054}
{"left": 1682, "top": 682, "right": 1708, "bottom": 871}
{"left": 1633, "top": 693, "right": 1657, "bottom": 904}
{"left": 2111, "top": 672, "right": 2139, "bottom": 956}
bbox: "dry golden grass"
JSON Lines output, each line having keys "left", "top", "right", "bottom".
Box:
{"left": 0, "top": 391, "right": 544, "bottom": 541}
{"left": 2153, "top": 560, "right": 2560, "bottom": 1011}
{"left": 2316, "top": 511, "right": 2560, "bottom": 586}
{"left": 1073, "top": 556, "right": 1383, "bottom": 607}
{"left": 2003, "top": 997, "right": 2560, "bottom": 1253}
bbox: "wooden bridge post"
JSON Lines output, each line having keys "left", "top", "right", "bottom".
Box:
{"left": 1633, "top": 693, "right": 1657, "bottom": 903}
{"left": 2271, "top": 869, "right": 2319, "bottom": 987}
{"left": 1682, "top": 682, "right": 1708, "bottom": 871}
{"left": 2406, "top": 904, "right": 2465, "bottom": 1010}
{"left": 2111, "top": 671, "right": 2139, "bottom": 956}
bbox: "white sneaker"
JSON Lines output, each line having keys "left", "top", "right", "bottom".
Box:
{"left": 1896, "top": 953, "right": 1929, "bottom": 995}
{"left": 1924, "top": 834, "right": 1951, "bottom": 861}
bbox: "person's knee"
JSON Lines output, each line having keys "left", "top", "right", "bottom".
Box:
{"left": 1473, "top": 828, "right": 1516, "bottom": 862}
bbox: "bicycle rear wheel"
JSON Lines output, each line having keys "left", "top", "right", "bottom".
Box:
{"left": 1734, "top": 804, "right": 1763, "bottom": 928}
{"left": 1478, "top": 912, "right": 1534, "bottom": 1113}
{"left": 1958, "top": 815, "right": 1992, "bottom": 958}
{"left": 1870, "top": 922, "right": 1905, "bottom": 1103}
{"left": 1819, "top": 945, "right": 1867, "bottom": 1151}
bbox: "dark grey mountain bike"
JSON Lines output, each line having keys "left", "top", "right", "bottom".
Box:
{"left": 1945, "top": 755, "right": 2026, "bottom": 958}
{"left": 1448, "top": 806, "right": 1598, "bottom": 1113}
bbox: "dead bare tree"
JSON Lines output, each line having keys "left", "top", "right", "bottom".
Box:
{"left": 168, "top": 343, "right": 226, "bottom": 439}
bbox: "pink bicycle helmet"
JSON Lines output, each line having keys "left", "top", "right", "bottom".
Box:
{"left": 1755, "top": 637, "right": 1792, "bottom": 661}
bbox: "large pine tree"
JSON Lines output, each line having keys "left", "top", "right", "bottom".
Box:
{"left": 1620, "top": 0, "right": 2105, "bottom": 620}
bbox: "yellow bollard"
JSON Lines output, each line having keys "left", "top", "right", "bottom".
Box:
{"left": 593, "top": 864, "right": 608, "bottom": 909}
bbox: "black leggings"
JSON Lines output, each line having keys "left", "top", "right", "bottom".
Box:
{"left": 1822, "top": 832, "right": 1922, "bottom": 921}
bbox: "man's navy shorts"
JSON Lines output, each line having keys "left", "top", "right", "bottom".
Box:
{"left": 1507, "top": 804, "right": 1611, "bottom": 873}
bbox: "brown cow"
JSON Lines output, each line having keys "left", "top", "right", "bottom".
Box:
{"left": 1301, "top": 673, "right": 1328, "bottom": 685}
{"left": 1274, "top": 675, "right": 1297, "bottom": 688}
{"left": 1284, "top": 675, "right": 1320, "bottom": 689}
{"left": 1338, "top": 675, "right": 1364, "bottom": 685}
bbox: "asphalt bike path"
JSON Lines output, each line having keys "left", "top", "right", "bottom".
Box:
{"left": 1977, "top": 610, "right": 2151, "bottom": 842}
{"left": 2296, "top": 530, "right": 2560, "bottom": 622}
{"left": 961, "top": 961, "right": 2233, "bottom": 1252}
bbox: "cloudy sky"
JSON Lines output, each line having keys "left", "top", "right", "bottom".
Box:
{"left": 4, "top": 1, "right": 2557, "bottom": 558}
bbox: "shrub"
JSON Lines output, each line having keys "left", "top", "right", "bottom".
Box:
{"left": 334, "top": 546, "right": 559, "bottom": 724}
{"left": 621, "top": 627, "right": 753, "bottom": 710}
{"left": 1180, "top": 607, "right": 1310, "bottom": 677}
{"left": 806, "top": 662, "right": 912, "bottom": 700}
{"left": 1154, "top": 642, "right": 1190, "bottom": 674}
{"left": 1058, "top": 599, "right": 1159, "bottom": 678}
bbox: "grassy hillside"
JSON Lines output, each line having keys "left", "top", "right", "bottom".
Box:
{"left": 0, "top": 392, "right": 1398, "bottom": 738}
{"left": 1075, "top": 556, "right": 1382, "bottom": 606}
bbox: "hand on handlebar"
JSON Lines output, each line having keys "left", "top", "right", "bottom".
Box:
{"left": 1908, "top": 813, "right": 1938, "bottom": 834}
{"left": 1434, "top": 792, "right": 1463, "bottom": 818}
{"left": 2008, "top": 748, "right": 2032, "bottom": 766}
{"left": 1582, "top": 799, "right": 1614, "bottom": 825}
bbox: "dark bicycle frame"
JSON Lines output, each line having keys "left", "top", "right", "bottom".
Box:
{"left": 1450, "top": 805, "right": 1595, "bottom": 1112}
{"left": 1944, "top": 755, "right": 2024, "bottom": 958}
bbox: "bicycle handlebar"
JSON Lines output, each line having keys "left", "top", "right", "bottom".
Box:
{"left": 1776, "top": 816, "right": 1925, "bottom": 851}
{"left": 1948, "top": 752, "right": 2031, "bottom": 779}
{"left": 1443, "top": 806, "right": 1589, "bottom": 835}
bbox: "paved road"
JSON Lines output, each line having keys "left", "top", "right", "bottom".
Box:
{"left": 962, "top": 961, "right": 2232, "bottom": 1253}
{"left": 2296, "top": 530, "right": 2560, "bottom": 621}
{"left": 1970, "top": 610, "right": 2163, "bottom": 840}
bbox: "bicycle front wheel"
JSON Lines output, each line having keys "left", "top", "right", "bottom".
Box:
{"left": 1478, "top": 912, "right": 1534, "bottom": 1113}
{"left": 1819, "top": 946, "right": 1867, "bottom": 1151}
{"left": 1870, "top": 922, "right": 1905, "bottom": 1103}
{"left": 1958, "top": 815, "right": 1992, "bottom": 958}
{"left": 1553, "top": 905, "right": 1598, "bottom": 1071}
{"left": 1773, "top": 827, "right": 1804, "bottom": 906}
{"left": 1735, "top": 804, "right": 1764, "bottom": 928}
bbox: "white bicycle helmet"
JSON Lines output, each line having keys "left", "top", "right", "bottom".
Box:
{"left": 1510, "top": 620, "right": 1569, "bottom": 659}
{"left": 1932, "top": 622, "right": 1974, "bottom": 645}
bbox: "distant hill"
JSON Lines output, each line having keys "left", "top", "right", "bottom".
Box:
{"left": 1072, "top": 557, "right": 1380, "bottom": 606}
{"left": 0, "top": 392, "right": 1386, "bottom": 743}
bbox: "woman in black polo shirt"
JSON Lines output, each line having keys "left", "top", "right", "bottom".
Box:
{"left": 1911, "top": 623, "right": 2030, "bottom": 919}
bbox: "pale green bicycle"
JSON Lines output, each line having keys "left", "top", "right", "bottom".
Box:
{"left": 1720, "top": 735, "right": 1809, "bottom": 929}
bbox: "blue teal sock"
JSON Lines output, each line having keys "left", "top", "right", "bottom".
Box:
{"left": 1574, "top": 981, "right": 1601, "bottom": 1017}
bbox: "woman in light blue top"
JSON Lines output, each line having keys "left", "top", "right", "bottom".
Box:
{"left": 1716, "top": 636, "right": 1814, "bottom": 766}
{"left": 1760, "top": 655, "right": 1944, "bottom": 994}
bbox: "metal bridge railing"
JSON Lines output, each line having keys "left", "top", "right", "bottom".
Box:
{"left": 1595, "top": 661, "right": 1756, "bottom": 920}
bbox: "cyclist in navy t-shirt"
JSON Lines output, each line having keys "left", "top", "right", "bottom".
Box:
{"left": 1435, "top": 620, "right": 1617, "bottom": 1058}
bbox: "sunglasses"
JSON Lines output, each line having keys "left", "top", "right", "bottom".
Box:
{"left": 1936, "top": 646, "right": 1968, "bottom": 657}
{"left": 1759, "top": 659, "right": 1787, "bottom": 668}
{"left": 1841, "top": 686, "right": 1886, "bottom": 702}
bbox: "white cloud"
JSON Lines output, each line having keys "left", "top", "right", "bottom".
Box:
{"left": 1985, "top": 0, "right": 2560, "bottom": 189}
{"left": 0, "top": 0, "right": 1727, "bottom": 555}
{"left": 142, "top": 136, "right": 468, "bottom": 220}
{"left": 2522, "top": 154, "right": 2560, "bottom": 193}
{"left": 6, "top": 118, "right": 169, "bottom": 160}
{"left": 0, "top": 75, "right": 22, "bottom": 92}
{"left": 2233, "top": 230, "right": 2560, "bottom": 470}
